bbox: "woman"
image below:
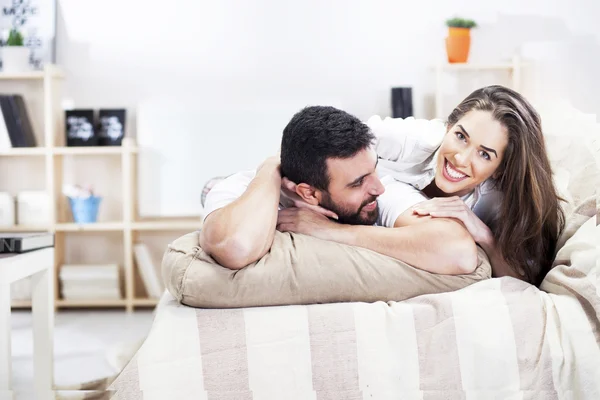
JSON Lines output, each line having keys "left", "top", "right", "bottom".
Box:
{"left": 373, "top": 85, "right": 565, "bottom": 285}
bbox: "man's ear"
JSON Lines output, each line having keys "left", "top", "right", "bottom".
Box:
{"left": 295, "top": 183, "right": 320, "bottom": 206}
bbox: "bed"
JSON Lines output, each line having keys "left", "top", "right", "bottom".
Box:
{"left": 108, "top": 105, "right": 600, "bottom": 399}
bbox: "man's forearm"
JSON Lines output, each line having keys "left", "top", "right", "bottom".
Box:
{"left": 327, "top": 220, "right": 478, "bottom": 274}
{"left": 200, "top": 162, "right": 281, "bottom": 269}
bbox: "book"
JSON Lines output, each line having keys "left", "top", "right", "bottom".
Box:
{"left": 133, "top": 243, "right": 163, "bottom": 298}
{"left": 13, "top": 95, "right": 37, "bottom": 147}
{"left": 0, "top": 232, "right": 54, "bottom": 253}
{"left": 0, "top": 102, "right": 12, "bottom": 151}
{"left": 0, "top": 95, "right": 23, "bottom": 147}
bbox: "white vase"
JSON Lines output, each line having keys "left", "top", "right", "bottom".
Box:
{"left": 2, "top": 46, "right": 31, "bottom": 73}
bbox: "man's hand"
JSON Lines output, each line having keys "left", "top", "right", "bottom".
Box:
{"left": 280, "top": 177, "right": 339, "bottom": 219}
{"left": 276, "top": 207, "right": 340, "bottom": 241}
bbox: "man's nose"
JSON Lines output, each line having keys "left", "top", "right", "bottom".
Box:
{"left": 369, "top": 176, "right": 385, "bottom": 196}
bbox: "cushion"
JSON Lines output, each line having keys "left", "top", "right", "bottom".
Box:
{"left": 162, "top": 230, "right": 491, "bottom": 308}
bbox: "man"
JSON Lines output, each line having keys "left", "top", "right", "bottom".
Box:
{"left": 200, "top": 106, "right": 477, "bottom": 273}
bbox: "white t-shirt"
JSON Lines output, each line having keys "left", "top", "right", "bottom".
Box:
{"left": 203, "top": 171, "right": 427, "bottom": 228}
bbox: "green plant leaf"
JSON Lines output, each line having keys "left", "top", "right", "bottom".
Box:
{"left": 445, "top": 17, "right": 477, "bottom": 29}
{"left": 6, "top": 29, "right": 24, "bottom": 46}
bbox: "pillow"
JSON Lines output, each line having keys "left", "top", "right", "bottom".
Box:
{"left": 162, "top": 230, "right": 492, "bottom": 308}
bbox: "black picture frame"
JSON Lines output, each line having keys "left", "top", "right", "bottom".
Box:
{"left": 98, "top": 109, "right": 125, "bottom": 146}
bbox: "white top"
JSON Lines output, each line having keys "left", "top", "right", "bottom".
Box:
{"left": 368, "top": 115, "right": 502, "bottom": 228}
{"left": 203, "top": 171, "right": 427, "bottom": 228}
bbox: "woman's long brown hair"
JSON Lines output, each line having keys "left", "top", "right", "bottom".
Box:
{"left": 446, "top": 85, "right": 565, "bottom": 286}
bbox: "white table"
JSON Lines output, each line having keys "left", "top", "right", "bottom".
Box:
{"left": 0, "top": 248, "right": 54, "bottom": 400}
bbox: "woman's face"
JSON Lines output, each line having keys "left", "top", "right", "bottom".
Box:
{"left": 435, "top": 110, "right": 509, "bottom": 196}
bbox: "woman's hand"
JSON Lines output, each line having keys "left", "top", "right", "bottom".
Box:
{"left": 412, "top": 196, "right": 493, "bottom": 244}
{"left": 280, "top": 177, "right": 339, "bottom": 220}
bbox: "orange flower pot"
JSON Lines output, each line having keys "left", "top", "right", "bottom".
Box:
{"left": 446, "top": 27, "right": 471, "bottom": 63}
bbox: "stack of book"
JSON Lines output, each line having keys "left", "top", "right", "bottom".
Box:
{"left": 0, "top": 94, "right": 37, "bottom": 149}
{"left": 60, "top": 264, "right": 121, "bottom": 300}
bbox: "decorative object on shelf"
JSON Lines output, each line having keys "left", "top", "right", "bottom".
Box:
{"left": 1, "top": 0, "right": 56, "bottom": 70}
{"left": 98, "top": 108, "right": 126, "bottom": 146}
{"left": 445, "top": 17, "right": 477, "bottom": 64}
{"left": 63, "top": 184, "right": 102, "bottom": 224}
{"left": 65, "top": 109, "right": 98, "bottom": 146}
{"left": 16, "top": 190, "right": 50, "bottom": 225}
{"left": 391, "top": 87, "right": 413, "bottom": 118}
{"left": 1, "top": 27, "right": 29, "bottom": 72}
{"left": 0, "top": 192, "right": 14, "bottom": 226}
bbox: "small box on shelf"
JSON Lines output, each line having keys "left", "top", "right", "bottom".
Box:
{"left": 16, "top": 190, "right": 51, "bottom": 225}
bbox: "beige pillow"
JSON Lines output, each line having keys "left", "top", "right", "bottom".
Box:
{"left": 162, "top": 231, "right": 492, "bottom": 308}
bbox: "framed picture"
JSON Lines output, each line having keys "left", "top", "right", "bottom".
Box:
{"left": 98, "top": 109, "right": 126, "bottom": 146}
{"left": 66, "top": 109, "right": 97, "bottom": 146}
{"left": 1, "top": 0, "right": 56, "bottom": 69}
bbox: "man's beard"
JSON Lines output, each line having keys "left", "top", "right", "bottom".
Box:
{"left": 320, "top": 193, "right": 379, "bottom": 225}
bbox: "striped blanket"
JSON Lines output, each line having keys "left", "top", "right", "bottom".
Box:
{"left": 106, "top": 215, "right": 599, "bottom": 399}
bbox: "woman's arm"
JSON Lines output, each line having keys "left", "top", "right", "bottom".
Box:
{"left": 412, "top": 197, "right": 526, "bottom": 280}
{"left": 276, "top": 207, "right": 479, "bottom": 275}
{"left": 477, "top": 233, "right": 525, "bottom": 280}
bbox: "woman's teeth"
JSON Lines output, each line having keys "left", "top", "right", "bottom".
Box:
{"left": 445, "top": 160, "right": 467, "bottom": 179}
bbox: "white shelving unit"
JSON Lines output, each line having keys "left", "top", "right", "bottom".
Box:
{"left": 1, "top": 65, "right": 202, "bottom": 311}
{"left": 434, "top": 55, "right": 528, "bottom": 118}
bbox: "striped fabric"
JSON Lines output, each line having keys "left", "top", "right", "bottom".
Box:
{"left": 108, "top": 216, "right": 599, "bottom": 399}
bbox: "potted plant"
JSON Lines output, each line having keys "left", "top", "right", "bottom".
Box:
{"left": 445, "top": 17, "right": 477, "bottom": 63}
{"left": 2, "top": 28, "right": 30, "bottom": 72}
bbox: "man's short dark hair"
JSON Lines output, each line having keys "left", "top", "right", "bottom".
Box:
{"left": 280, "top": 106, "right": 375, "bottom": 190}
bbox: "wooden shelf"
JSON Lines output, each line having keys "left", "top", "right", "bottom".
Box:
{"left": 1, "top": 66, "right": 178, "bottom": 310}
{"left": 133, "top": 298, "right": 159, "bottom": 307}
{"left": 14, "top": 298, "right": 159, "bottom": 309}
{"left": 0, "top": 225, "right": 51, "bottom": 232}
{"left": 56, "top": 299, "right": 127, "bottom": 308}
{"left": 52, "top": 146, "right": 138, "bottom": 156}
{"left": 436, "top": 62, "right": 528, "bottom": 71}
{"left": 55, "top": 222, "right": 125, "bottom": 232}
{"left": 132, "top": 219, "right": 202, "bottom": 231}
{"left": 0, "top": 147, "right": 48, "bottom": 156}
{"left": 0, "top": 68, "right": 64, "bottom": 80}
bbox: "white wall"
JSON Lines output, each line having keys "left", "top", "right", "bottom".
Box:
{"left": 56, "top": 0, "right": 600, "bottom": 119}
{"left": 54, "top": 0, "right": 600, "bottom": 215}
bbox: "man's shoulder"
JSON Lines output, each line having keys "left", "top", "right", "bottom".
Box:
{"left": 377, "top": 176, "right": 429, "bottom": 228}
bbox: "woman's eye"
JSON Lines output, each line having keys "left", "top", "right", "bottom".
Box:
{"left": 480, "top": 150, "right": 490, "bottom": 160}
{"left": 455, "top": 132, "right": 466, "bottom": 141}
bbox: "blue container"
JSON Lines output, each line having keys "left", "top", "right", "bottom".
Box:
{"left": 69, "top": 196, "right": 102, "bottom": 223}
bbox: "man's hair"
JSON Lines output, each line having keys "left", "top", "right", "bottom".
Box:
{"left": 280, "top": 106, "right": 375, "bottom": 190}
